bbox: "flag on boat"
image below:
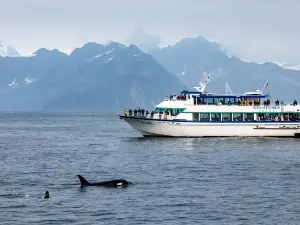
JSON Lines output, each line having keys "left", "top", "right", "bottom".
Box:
{"left": 265, "top": 81, "right": 269, "bottom": 88}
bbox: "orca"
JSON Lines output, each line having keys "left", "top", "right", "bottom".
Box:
{"left": 44, "top": 191, "right": 49, "bottom": 199}
{"left": 77, "top": 175, "right": 132, "bottom": 188}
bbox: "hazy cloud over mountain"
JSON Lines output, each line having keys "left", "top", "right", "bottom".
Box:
{"left": 125, "top": 28, "right": 161, "bottom": 52}
{"left": 1, "top": 0, "right": 300, "bottom": 63}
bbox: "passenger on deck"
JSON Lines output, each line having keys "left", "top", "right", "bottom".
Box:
{"left": 151, "top": 111, "right": 154, "bottom": 118}
{"left": 134, "top": 109, "right": 137, "bottom": 117}
{"left": 164, "top": 112, "right": 167, "bottom": 119}
{"left": 129, "top": 109, "right": 132, "bottom": 116}
{"left": 264, "top": 99, "right": 270, "bottom": 105}
{"left": 141, "top": 109, "right": 145, "bottom": 116}
{"left": 159, "top": 112, "right": 162, "bottom": 119}
{"left": 124, "top": 108, "right": 128, "bottom": 116}
{"left": 293, "top": 100, "right": 297, "bottom": 106}
{"left": 146, "top": 110, "right": 149, "bottom": 117}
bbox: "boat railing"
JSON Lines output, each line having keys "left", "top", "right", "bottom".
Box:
{"left": 122, "top": 111, "right": 176, "bottom": 120}
{"left": 189, "top": 102, "right": 298, "bottom": 107}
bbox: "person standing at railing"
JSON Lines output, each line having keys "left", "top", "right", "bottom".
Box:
{"left": 293, "top": 100, "right": 298, "bottom": 106}
{"left": 141, "top": 109, "right": 145, "bottom": 117}
{"left": 124, "top": 108, "right": 128, "bottom": 116}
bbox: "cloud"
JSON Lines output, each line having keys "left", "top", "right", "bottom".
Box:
{"left": 125, "top": 28, "right": 161, "bottom": 51}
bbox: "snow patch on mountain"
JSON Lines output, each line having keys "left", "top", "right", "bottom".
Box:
{"left": 104, "top": 48, "right": 115, "bottom": 55}
{"left": 24, "top": 77, "right": 36, "bottom": 84}
{"left": 8, "top": 79, "right": 18, "bottom": 87}
{"left": 95, "top": 54, "right": 103, "bottom": 58}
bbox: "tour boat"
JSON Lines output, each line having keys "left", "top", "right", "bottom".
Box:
{"left": 118, "top": 77, "right": 300, "bottom": 137}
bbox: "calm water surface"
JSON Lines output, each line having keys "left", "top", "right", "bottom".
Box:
{"left": 0, "top": 112, "right": 300, "bottom": 225}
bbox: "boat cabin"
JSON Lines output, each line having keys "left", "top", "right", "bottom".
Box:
{"left": 171, "top": 90, "right": 270, "bottom": 106}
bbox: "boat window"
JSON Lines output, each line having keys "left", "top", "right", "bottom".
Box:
{"left": 207, "top": 98, "right": 214, "bottom": 105}
{"left": 192, "top": 113, "right": 199, "bottom": 121}
{"left": 283, "top": 113, "right": 289, "bottom": 121}
{"left": 273, "top": 114, "right": 281, "bottom": 121}
{"left": 244, "top": 113, "right": 255, "bottom": 121}
{"left": 170, "top": 108, "right": 185, "bottom": 116}
{"left": 154, "top": 108, "right": 160, "bottom": 113}
{"left": 265, "top": 113, "right": 272, "bottom": 121}
{"left": 222, "top": 113, "right": 232, "bottom": 121}
{"left": 196, "top": 97, "right": 202, "bottom": 105}
{"left": 290, "top": 113, "right": 298, "bottom": 121}
{"left": 171, "top": 109, "right": 176, "bottom": 116}
{"left": 193, "top": 96, "right": 201, "bottom": 105}
{"left": 200, "top": 113, "right": 210, "bottom": 121}
{"left": 211, "top": 113, "right": 221, "bottom": 121}
{"left": 233, "top": 113, "right": 243, "bottom": 121}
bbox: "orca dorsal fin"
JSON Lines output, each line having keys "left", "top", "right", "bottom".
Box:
{"left": 77, "top": 175, "right": 90, "bottom": 187}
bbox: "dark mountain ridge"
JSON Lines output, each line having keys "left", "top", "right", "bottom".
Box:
{"left": 0, "top": 42, "right": 186, "bottom": 111}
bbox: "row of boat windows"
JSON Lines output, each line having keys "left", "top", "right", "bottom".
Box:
{"left": 192, "top": 113, "right": 300, "bottom": 121}
{"left": 154, "top": 108, "right": 185, "bottom": 116}
{"left": 192, "top": 113, "right": 252, "bottom": 121}
{"left": 193, "top": 97, "right": 262, "bottom": 105}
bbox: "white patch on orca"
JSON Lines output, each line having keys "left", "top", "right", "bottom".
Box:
{"left": 117, "top": 182, "right": 123, "bottom": 186}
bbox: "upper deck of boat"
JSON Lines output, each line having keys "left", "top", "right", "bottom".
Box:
{"left": 156, "top": 89, "right": 299, "bottom": 113}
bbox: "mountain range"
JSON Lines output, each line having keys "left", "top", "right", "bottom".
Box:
{"left": 0, "top": 42, "right": 185, "bottom": 110}
{"left": 0, "top": 37, "right": 299, "bottom": 111}
{"left": 151, "top": 37, "right": 300, "bottom": 102}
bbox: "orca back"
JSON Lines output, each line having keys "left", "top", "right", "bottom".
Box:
{"left": 77, "top": 175, "right": 132, "bottom": 188}
{"left": 77, "top": 175, "right": 91, "bottom": 187}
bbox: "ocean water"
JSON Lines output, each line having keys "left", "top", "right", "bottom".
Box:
{"left": 0, "top": 112, "right": 300, "bottom": 225}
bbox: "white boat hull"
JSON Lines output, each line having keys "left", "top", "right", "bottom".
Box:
{"left": 120, "top": 116, "right": 300, "bottom": 137}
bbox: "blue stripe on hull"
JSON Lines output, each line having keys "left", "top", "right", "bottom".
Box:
{"left": 142, "top": 135, "right": 297, "bottom": 138}
{"left": 119, "top": 115, "right": 300, "bottom": 124}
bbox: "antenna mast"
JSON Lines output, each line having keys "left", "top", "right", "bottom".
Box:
{"left": 225, "top": 82, "right": 233, "bottom": 95}
{"left": 194, "top": 72, "right": 211, "bottom": 92}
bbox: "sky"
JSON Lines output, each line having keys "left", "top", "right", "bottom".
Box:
{"left": 1, "top": 0, "right": 300, "bottom": 64}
